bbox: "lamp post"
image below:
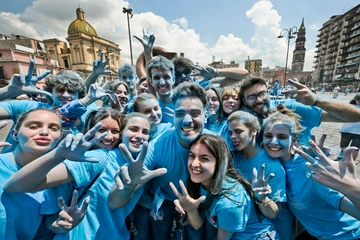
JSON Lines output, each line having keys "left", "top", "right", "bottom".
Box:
{"left": 277, "top": 26, "right": 298, "bottom": 86}
{"left": 123, "top": 7, "right": 134, "bottom": 65}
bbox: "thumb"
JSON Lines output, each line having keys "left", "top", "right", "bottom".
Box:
{"left": 197, "top": 196, "right": 206, "bottom": 205}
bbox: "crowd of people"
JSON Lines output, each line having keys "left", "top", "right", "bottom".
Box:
{"left": 1, "top": 30, "right": 360, "bottom": 240}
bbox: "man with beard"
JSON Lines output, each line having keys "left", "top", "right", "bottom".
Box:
{"left": 239, "top": 77, "right": 360, "bottom": 146}
{"left": 109, "top": 82, "right": 216, "bottom": 240}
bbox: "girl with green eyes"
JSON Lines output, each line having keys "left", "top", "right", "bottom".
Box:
{"left": 133, "top": 93, "right": 173, "bottom": 142}
{"left": 227, "top": 110, "right": 289, "bottom": 240}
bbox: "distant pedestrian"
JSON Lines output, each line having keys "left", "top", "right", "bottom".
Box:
{"left": 337, "top": 93, "right": 360, "bottom": 160}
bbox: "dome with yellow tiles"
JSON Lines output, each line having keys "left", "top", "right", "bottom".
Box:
{"left": 67, "top": 8, "right": 98, "bottom": 37}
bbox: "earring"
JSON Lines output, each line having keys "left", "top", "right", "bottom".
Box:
{"left": 290, "top": 146, "right": 295, "bottom": 155}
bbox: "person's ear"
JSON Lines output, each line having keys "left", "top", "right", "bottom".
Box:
{"left": 12, "top": 130, "right": 18, "bottom": 142}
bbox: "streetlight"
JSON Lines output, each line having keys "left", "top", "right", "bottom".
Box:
{"left": 277, "top": 26, "right": 298, "bottom": 86}
{"left": 123, "top": 7, "right": 134, "bottom": 65}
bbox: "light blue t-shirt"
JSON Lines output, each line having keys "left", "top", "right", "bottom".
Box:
{"left": 144, "top": 129, "right": 213, "bottom": 201}
{"left": 41, "top": 148, "right": 143, "bottom": 240}
{"left": 200, "top": 178, "right": 278, "bottom": 240}
{"left": 158, "top": 98, "right": 174, "bottom": 124}
{"left": 233, "top": 149, "right": 290, "bottom": 240}
{"left": 149, "top": 122, "right": 173, "bottom": 142}
{"left": 283, "top": 154, "right": 360, "bottom": 239}
{"left": 0, "top": 154, "right": 54, "bottom": 240}
{"left": 205, "top": 118, "right": 227, "bottom": 135}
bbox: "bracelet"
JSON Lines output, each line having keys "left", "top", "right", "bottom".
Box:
{"left": 312, "top": 96, "right": 320, "bottom": 106}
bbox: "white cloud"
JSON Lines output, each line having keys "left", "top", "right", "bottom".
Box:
{"left": 172, "top": 17, "right": 188, "bottom": 30}
{"left": 0, "top": 0, "right": 314, "bottom": 72}
{"left": 309, "top": 23, "right": 320, "bottom": 31}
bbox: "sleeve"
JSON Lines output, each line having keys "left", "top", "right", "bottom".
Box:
{"left": 0, "top": 100, "right": 45, "bottom": 121}
{"left": 312, "top": 179, "right": 344, "bottom": 209}
{"left": 54, "top": 99, "right": 87, "bottom": 128}
{"left": 64, "top": 149, "right": 109, "bottom": 188}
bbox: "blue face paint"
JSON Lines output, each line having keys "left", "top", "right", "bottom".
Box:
{"left": 262, "top": 122, "right": 294, "bottom": 162}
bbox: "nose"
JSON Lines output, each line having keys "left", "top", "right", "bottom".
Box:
{"left": 191, "top": 158, "right": 200, "bottom": 167}
{"left": 62, "top": 90, "right": 70, "bottom": 98}
{"left": 159, "top": 78, "right": 166, "bottom": 85}
{"left": 150, "top": 110, "right": 157, "bottom": 119}
{"left": 135, "top": 132, "right": 144, "bottom": 141}
{"left": 270, "top": 137, "right": 279, "bottom": 144}
{"left": 104, "top": 130, "right": 113, "bottom": 140}
{"left": 183, "top": 114, "right": 193, "bottom": 124}
{"left": 40, "top": 127, "right": 49, "bottom": 135}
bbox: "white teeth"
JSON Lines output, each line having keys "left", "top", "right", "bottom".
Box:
{"left": 101, "top": 142, "right": 113, "bottom": 146}
{"left": 269, "top": 147, "right": 280, "bottom": 151}
{"left": 182, "top": 127, "right": 194, "bottom": 132}
{"left": 192, "top": 169, "right": 202, "bottom": 174}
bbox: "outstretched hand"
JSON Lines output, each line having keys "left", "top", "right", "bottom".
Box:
{"left": 7, "top": 59, "right": 52, "bottom": 98}
{"left": 92, "top": 52, "right": 111, "bottom": 76}
{"left": 87, "top": 82, "right": 115, "bottom": 104}
{"left": 251, "top": 164, "right": 274, "bottom": 201}
{"left": 301, "top": 134, "right": 331, "bottom": 157}
{"left": 191, "top": 65, "right": 219, "bottom": 81}
{"left": 294, "top": 140, "right": 360, "bottom": 193}
{"left": 283, "top": 78, "right": 318, "bottom": 105}
{"left": 55, "top": 189, "right": 90, "bottom": 232}
{"left": 170, "top": 180, "right": 206, "bottom": 215}
{"left": 115, "top": 142, "right": 167, "bottom": 190}
{"left": 134, "top": 28, "right": 155, "bottom": 51}
{"left": 56, "top": 122, "right": 107, "bottom": 162}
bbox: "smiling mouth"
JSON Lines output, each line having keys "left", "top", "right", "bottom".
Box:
{"left": 182, "top": 127, "right": 195, "bottom": 133}
{"left": 268, "top": 146, "right": 281, "bottom": 151}
{"left": 131, "top": 141, "right": 143, "bottom": 147}
{"left": 101, "top": 141, "right": 113, "bottom": 146}
{"left": 191, "top": 168, "right": 203, "bottom": 174}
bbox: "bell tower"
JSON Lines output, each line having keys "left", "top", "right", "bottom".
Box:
{"left": 291, "top": 18, "right": 306, "bottom": 72}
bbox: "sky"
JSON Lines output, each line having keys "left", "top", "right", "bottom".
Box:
{"left": 0, "top": 0, "right": 358, "bottom": 71}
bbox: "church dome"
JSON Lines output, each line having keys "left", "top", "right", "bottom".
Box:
{"left": 67, "top": 8, "right": 98, "bottom": 37}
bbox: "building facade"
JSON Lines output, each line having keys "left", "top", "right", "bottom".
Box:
{"left": 0, "top": 7, "right": 121, "bottom": 86}
{"left": 313, "top": 4, "right": 360, "bottom": 89}
{"left": 244, "top": 57, "right": 262, "bottom": 77}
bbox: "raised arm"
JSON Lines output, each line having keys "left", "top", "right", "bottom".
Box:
{"left": 285, "top": 79, "right": 360, "bottom": 122}
{"left": 192, "top": 65, "right": 248, "bottom": 88}
{"left": 170, "top": 180, "right": 206, "bottom": 230}
{"left": 134, "top": 29, "right": 157, "bottom": 96}
{"left": 108, "top": 142, "right": 167, "bottom": 209}
{"left": 0, "top": 59, "right": 52, "bottom": 101}
{"left": 251, "top": 164, "right": 278, "bottom": 219}
{"left": 84, "top": 52, "right": 111, "bottom": 90}
{"left": 4, "top": 123, "right": 106, "bottom": 192}
{"left": 295, "top": 140, "right": 360, "bottom": 214}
